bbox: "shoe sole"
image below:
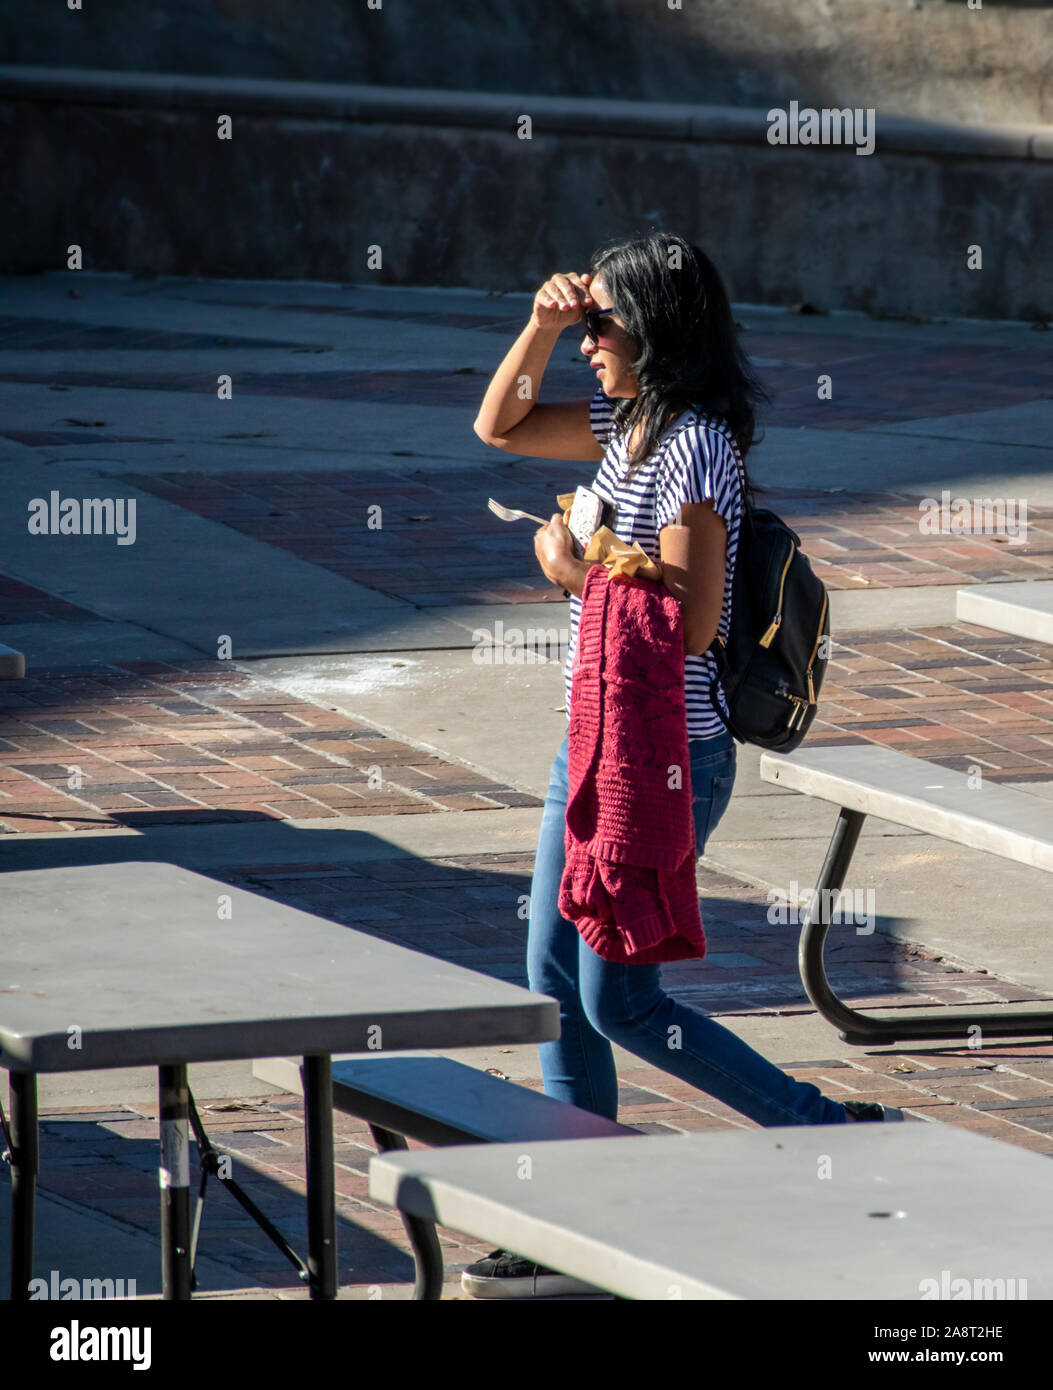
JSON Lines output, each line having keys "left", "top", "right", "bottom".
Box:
{"left": 460, "top": 1271, "right": 605, "bottom": 1298}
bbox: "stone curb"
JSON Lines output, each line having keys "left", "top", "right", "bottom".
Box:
{"left": 2, "top": 66, "right": 1050, "bottom": 161}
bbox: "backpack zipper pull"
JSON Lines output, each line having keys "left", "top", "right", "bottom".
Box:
{"left": 759, "top": 548, "right": 794, "bottom": 649}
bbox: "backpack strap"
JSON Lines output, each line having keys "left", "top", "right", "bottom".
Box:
{"left": 707, "top": 630, "right": 728, "bottom": 671}
{"left": 655, "top": 411, "right": 752, "bottom": 670}
{"left": 707, "top": 676, "right": 743, "bottom": 742}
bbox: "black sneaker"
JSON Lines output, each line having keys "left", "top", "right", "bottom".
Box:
{"left": 844, "top": 1101, "right": 906, "bottom": 1122}
{"left": 460, "top": 1248, "right": 605, "bottom": 1299}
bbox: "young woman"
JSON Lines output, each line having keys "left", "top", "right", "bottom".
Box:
{"left": 467, "top": 233, "right": 901, "bottom": 1298}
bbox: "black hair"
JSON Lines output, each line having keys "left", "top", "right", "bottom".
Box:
{"left": 588, "top": 231, "right": 769, "bottom": 487}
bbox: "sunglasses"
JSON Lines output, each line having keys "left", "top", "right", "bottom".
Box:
{"left": 580, "top": 305, "right": 618, "bottom": 345}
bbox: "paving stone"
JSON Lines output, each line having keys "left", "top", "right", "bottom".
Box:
{"left": 0, "top": 654, "right": 538, "bottom": 832}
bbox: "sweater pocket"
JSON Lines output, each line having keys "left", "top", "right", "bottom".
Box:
{"left": 558, "top": 855, "right": 614, "bottom": 931}
{"left": 595, "top": 860, "right": 671, "bottom": 948}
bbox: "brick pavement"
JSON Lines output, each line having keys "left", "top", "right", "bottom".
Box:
{"left": 0, "top": 631, "right": 540, "bottom": 835}
{"left": 6, "top": 610, "right": 1053, "bottom": 833}
{"left": 208, "top": 855, "right": 1052, "bottom": 1016}
{"left": 124, "top": 469, "right": 1053, "bottom": 606}
{"left": 30, "top": 1045, "right": 1053, "bottom": 1296}
{"left": 6, "top": 299, "right": 1050, "bottom": 607}
{"left": 812, "top": 622, "right": 1053, "bottom": 779}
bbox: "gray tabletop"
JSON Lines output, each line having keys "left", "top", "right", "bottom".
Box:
{"left": 370, "top": 1123, "right": 1053, "bottom": 1300}
{"left": 0, "top": 862, "right": 559, "bottom": 1072}
{"left": 760, "top": 743, "right": 1053, "bottom": 870}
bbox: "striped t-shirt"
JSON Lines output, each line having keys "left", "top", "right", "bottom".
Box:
{"left": 563, "top": 383, "right": 746, "bottom": 740}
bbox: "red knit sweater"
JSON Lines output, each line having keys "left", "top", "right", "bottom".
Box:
{"left": 558, "top": 565, "right": 706, "bottom": 964}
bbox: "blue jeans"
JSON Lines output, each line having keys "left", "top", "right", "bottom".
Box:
{"left": 526, "top": 730, "right": 848, "bottom": 1126}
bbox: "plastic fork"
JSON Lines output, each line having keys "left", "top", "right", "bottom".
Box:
{"left": 487, "top": 498, "right": 549, "bottom": 526}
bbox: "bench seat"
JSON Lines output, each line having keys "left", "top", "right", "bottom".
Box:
{"left": 253, "top": 1052, "right": 639, "bottom": 1297}
{"left": 254, "top": 1053, "right": 637, "bottom": 1146}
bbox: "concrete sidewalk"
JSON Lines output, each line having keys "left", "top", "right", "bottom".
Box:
{"left": 2, "top": 272, "right": 1053, "bottom": 1297}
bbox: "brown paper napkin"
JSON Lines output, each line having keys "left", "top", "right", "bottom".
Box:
{"left": 556, "top": 492, "right": 663, "bottom": 581}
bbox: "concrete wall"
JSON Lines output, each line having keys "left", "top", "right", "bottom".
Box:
{"left": 3, "top": 0, "right": 1052, "bottom": 125}
{"left": 2, "top": 68, "right": 1050, "bottom": 321}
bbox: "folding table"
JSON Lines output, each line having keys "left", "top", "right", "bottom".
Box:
{"left": 370, "top": 1122, "right": 1053, "bottom": 1299}
{"left": 0, "top": 861, "right": 559, "bottom": 1300}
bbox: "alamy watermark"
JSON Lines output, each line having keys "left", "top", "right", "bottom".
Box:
{"left": 918, "top": 491, "right": 1028, "bottom": 546}
{"left": 919, "top": 1270, "right": 1027, "bottom": 1301}
{"left": 30, "top": 1270, "right": 137, "bottom": 1299}
{"left": 472, "top": 619, "right": 569, "bottom": 665}
{"left": 28, "top": 491, "right": 136, "bottom": 545}
{"left": 767, "top": 880, "right": 875, "bottom": 935}
{"left": 50, "top": 1319, "right": 151, "bottom": 1370}
{"left": 767, "top": 101, "right": 876, "bottom": 157}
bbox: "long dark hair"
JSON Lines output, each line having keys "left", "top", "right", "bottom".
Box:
{"left": 589, "top": 232, "right": 769, "bottom": 485}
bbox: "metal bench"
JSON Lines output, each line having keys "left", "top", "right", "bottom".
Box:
{"left": 254, "top": 1053, "right": 640, "bottom": 1299}
{"left": 760, "top": 743, "right": 1053, "bottom": 1046}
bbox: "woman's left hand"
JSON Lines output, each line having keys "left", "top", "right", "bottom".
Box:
{"left": 534, "top": 513, "right": 576, "bottom": 585}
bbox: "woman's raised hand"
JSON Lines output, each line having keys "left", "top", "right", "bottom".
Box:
{"left": 531, "top": 271, "right": 594, "bottom": 332}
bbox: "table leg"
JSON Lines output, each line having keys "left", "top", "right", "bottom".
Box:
{"left": 158, "top": 1064, "right": 192, "bottom": 1300}
{"left": 800, "top": 805, "right": 1053, "bottom": 1045}
{"left": 8, "top": 1072, "right": 38, "bottom": 1302}
{"left": 303, "top": 1054, "right": 337, "bottom": 1300}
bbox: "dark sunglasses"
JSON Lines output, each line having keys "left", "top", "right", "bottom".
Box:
{"left": 580, "top": 305, "right": 618, "bottom": 344}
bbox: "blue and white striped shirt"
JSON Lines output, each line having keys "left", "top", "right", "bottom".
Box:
{"left": 563, "top": 383, "right": 746, "bottom": 740}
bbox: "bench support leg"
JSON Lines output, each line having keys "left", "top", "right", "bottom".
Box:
{"left": 187, "top": 1089, "right": 310, "bottom": 1289}
{"left": 158, "top": 1064, "right": 192, "bottom": 1300}
{"left": 802, "top": 807, "right": 1053, "bottom": 1046}
{"left": 5, "top": 1072, "right": 38, "bottom": 1301}
{"left": 304, "top": 1054, "right": 338, "bottom": 1300}
{"left": 369, "top": 1124, "right": 445, "bottom": 1301}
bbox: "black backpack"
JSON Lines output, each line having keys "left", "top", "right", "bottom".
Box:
{"left": 707, "top": 497, "right": 830, "bottom": 753}
{"left": 650, "top": 411, "right": 830, "bottom": 752}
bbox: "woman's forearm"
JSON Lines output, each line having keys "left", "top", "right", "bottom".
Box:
{"left": 473, "top": 318, "right": 563, "bottom": 440}
{"left": 547, "top": 554, "right": 593, "bottom": 598}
